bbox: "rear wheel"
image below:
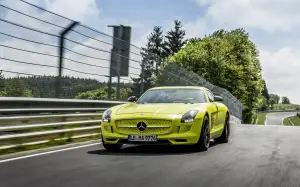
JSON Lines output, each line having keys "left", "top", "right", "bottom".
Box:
{"left": 216, "top": 113, "right": 230, "bottom": 143}
{"left": 101, "top": 134, "right": 123, "bottom": 152}
{"left": 193, "top": 115, "right": 210, "bottom": 151}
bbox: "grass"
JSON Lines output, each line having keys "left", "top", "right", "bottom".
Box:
{"left": 257, "top": 113, "right": 267, "bottom": 125}
{"left": 283, "top": 118, "right": 292, "bottom": 126}
{"left": 288, "top": 115, "right": 300, "bottom": 126}
{"left": 18, "top": 123, "right": 100, "bottom": 133}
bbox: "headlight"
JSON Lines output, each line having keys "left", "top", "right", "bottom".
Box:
{"left": 181, "top": 109, "right": 199, "bottom": 123}
{"left": 102, "top": 109, "right": 112, "bottom": 123}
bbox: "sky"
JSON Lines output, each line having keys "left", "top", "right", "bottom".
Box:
{"left": 0, "top": 0, "right": 300, "bottom": 103}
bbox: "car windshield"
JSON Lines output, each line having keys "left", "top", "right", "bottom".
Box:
{"left": 137, "top": 89, "right": 206, "bottom": 104}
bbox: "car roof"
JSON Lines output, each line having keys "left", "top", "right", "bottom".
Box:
{"left": 148, "top": 86, "right": 207, "bottom": 90}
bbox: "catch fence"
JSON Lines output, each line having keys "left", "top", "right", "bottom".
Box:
{"left": 0, "top": 0, "right": 243, "bottom": 119}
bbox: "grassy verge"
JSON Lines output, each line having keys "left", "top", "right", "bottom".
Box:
{"left": 283, "top": 118, "right": 292, "bottom": 126}
{"left": 0, "top": 135, "right": 100, "bottom": 155}
{"left": 288, "top": 115, "right": 300, "bottom": 126}
{"left": 257, "top": 113, "right": 267, "bottom": 125}
{"left": 272, "top": 104, "right": 300, "bottom": 111}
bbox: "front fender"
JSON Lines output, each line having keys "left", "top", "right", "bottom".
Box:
{"left": 195, "top": 109, "right": 209, "bottom": 126}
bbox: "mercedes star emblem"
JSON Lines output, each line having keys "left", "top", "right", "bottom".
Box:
{"left": 137, "top": 121, "right": 147, "bottom": 131}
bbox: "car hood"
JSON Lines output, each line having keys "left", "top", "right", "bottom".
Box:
{"left": 116, "top": 103, "right": 207, "bottom": 115}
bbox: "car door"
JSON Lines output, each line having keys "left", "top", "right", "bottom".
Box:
{"left": 208, "top": 90, "right": 227, "bottom": 130}
{"left": 205, "top": 89, "right": 219, "bottom": 132}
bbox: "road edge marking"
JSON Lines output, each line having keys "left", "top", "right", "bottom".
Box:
{"left": 264, "top": 114, "right": 268, "bottom": 125}
{"left": 0, "top": 142, "right": 102, "bottom": 164}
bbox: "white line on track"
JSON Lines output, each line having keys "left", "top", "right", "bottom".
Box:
{"left": 0, "top": 142, "right": 102, "bottom": 164}
{"left": 264, "top": 114, "right": 268, "bottom": 125}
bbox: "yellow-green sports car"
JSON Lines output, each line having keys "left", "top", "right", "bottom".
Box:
{"left": 101, "top": 86, "right": 230, "bottom": 152}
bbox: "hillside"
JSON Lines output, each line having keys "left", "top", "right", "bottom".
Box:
{"left": 0, "top": 75, "right": 133, "bottom": 99}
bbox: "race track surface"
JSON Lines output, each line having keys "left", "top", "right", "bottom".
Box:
{"left": 1, "top": 125, "right": 300, "bottom": 187}
{"left": 265, "top": 112, "right": 296, "bottom": 125}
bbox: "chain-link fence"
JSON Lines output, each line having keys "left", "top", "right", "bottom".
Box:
{"left": 0, "top": 1, "right": 244, "bottom": 119}
{"left": 152, "top": 62, "right": 244, "bottom": 119}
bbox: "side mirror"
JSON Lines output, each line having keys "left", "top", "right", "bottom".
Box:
{"left": 214, "top": 95, "right": 223, "bottom": 102}
{"left": 128, "top": 96, "right": 137, "bottom": 102}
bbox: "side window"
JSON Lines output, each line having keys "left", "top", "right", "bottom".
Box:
{"left": 206, "top": 90, "right": 214, "bottom": 102}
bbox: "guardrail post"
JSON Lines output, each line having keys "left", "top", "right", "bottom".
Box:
{"left": 55, "top": 21, "right": 79, "bottom": 98}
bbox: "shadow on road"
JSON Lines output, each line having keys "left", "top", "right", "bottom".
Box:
{"left": 87, "top": 140, "right": 220, "bottom": 156}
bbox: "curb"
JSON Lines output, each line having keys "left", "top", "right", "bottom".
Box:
{"left": 0, "top": 139, "right": 101, "bottom": 161}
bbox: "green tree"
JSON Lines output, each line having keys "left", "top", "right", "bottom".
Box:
{"left": 164, "top": 20, "right": 187, "bottom": 56}
{"left": 75, "top": 87, "right": 132, "bottom": 101}
{"left": 269, "top": 99, "right": 276, "bottom": 109}
{"left": 269, "top": 94, "right": 280, "bottom": 104}
{"left": 5, "top": 77, "right": 32, "bottom": 97}
{"left": 0, "top": 90, "right": 7, "bottom": 96}
{"left": 258, "top": 95, "right": 268, "bottom": 111}
{"left": 261, "top": 80, "right": 269, "bottom": 103}
{"left": 131, "top": 26, "right": 166, "bottom": 96}
{"left": 258, "top": 79, "right": 269, "bottom": 111}
{"left": 0, "top": 74, "right": 137, "bottom": 99}
{"left": 281, "top": 96, "right": 291, "bottom": 104}
{"left": 168, "top": 28, "right": 264, "bottom": 123}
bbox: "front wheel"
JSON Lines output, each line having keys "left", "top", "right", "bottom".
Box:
{"left": 193, "top": 115, "right": 210, "bottom": 151}
{"left": 216, "top": 113, "right": 230, "bottom": 143}
{"left": 101, "top": 134, "right": 123, "bottom": 152}
{"left": 102, "top": 143, "right": 123, "bottom": 152}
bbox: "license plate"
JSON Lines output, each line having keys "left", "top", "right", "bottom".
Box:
{"left": 128, "top": 135, "right": 157, "bottom": 142}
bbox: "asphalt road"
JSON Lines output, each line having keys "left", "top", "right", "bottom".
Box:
{"left": 265, "top": 112, "right": 296, "bottom": 125}
{"left": 1, "top": 125, "right": 300, "bottom": 187}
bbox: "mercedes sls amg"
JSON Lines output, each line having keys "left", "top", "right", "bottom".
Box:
{"left": 101, "top": 86, "right": 230, "bottom": 152}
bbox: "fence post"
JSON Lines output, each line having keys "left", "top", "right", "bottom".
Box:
{"left": 55, "top": 21, "right": 79, "bottom": 98}
{"left": 116, "top": 26, "right": 124, "bottom": 100}
{"left": 108, "top": 75, "right": 112, "bottom": 100}
{"left": 140, "top": 60, "right": 145, "bottom": 96}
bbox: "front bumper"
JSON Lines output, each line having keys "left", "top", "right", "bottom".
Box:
{"left": 101, "top": 114, "right": 202, "bottom": 145}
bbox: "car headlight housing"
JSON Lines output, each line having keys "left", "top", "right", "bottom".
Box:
{"left": 102, "top": 109, "right": 112, "bottom": 123}
{"left": 181, "top": 109, "right": 199, "bottom": 123}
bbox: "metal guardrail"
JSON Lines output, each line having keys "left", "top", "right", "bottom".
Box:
{"left": 0, "top": 97, "right": 114, "bottom": 152}
{"left": 0, "top": 97, "right": 241, "bottom": 153}
{"left": 0, "top": 111, "right": 103, "bottom": 151}
{"left": 0, "top": 97, "right": 125, "bottom": 110}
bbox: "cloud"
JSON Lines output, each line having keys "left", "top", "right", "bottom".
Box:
{"left": 2, "top": 0, "right": 300, "bottom": 104}
{"left": 189, "top": 0, "right": 300, "bottom": 103}
{"left": 44, "top": 0, "right": 99, "bottom": 22}
{"left": 0, "top": 0, "right": 142, "bottom": 83}
{"left": 196, "top": 0, "right": 300, "bottom": 33}
{"left": 183, "top": 18, "right": 209, "bottom": 38}
{"left": 259, "top": 48, "right": 300, "bottom": 103}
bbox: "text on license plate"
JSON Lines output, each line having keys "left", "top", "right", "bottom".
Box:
{"left": 128, "top": 135, "right": 157, "bottom": 142}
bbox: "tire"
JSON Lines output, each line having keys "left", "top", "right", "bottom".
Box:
{"left": 103, "top": 143, "right": 123, "bottom": 152}
{"left": 216, "top": 113, "right": 230, "bottom": 143}
{"left": 193, "top": 115, "right": 210, "bottom": 151}
{"left": 101, "top": 134, "right": 123, "bottom": 152}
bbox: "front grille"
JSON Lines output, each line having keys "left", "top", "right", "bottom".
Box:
{"left": 115, "top": 119, "right": 172, "bottom": 135}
